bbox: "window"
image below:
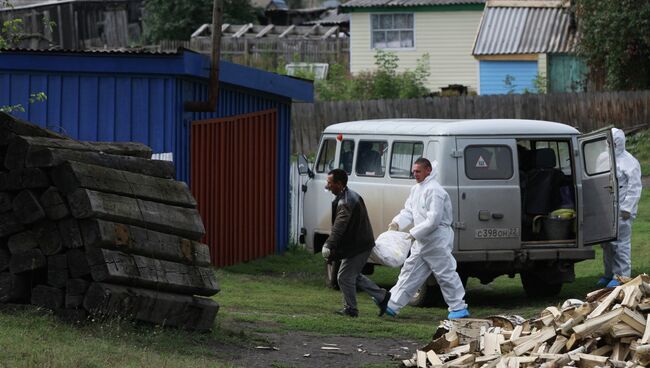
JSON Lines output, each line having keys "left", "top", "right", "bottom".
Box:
{"left": 390, "top": 141, "right": 423, "bottom": 178}
{"left": 339, "top": 140, "right": 355, "bottom": 174}
{"left": 465, "top": 145, "right": 513, "bottom": 180}
{"left": 316, "top": 138, "right": 336, "bottom": 173}
{"left": 583, "top": 138, "right": 611, "bottom": 175}
{"left": 371, "top": 13, "right": 414, "bottom": 49}
{"left": 356, "top": 140, "right": 387, "bottom": 177}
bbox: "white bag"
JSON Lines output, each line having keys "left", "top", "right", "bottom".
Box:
{"left": 368, "top": 230, "right": 412, "bottom": 268}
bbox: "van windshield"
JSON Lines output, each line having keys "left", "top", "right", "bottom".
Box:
{"left": 316, "top": 138, "right": 336, "bottom": 173}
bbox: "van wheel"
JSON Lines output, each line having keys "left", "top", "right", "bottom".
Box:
{"left": 520, "top": 271, "right": 562, "bottom": 297}
{"left": 325, "top": 260, "right": 340, "bottom": 290}
{"left": 409, "top": 273, "right": 469, "bottom": 308}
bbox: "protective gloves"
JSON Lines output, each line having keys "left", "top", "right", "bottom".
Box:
{"left": 621, "top": 210, "right": 631, "bottom": 220}
{"left": 322, "top": 244, "right": 331, "bottom": 259}
{"left": 388, "top": 222, "right": 399, "bottom": 231}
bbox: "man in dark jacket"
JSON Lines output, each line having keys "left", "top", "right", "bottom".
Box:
{"left": 323, "top": 169, "right": 390, "bottom": 317}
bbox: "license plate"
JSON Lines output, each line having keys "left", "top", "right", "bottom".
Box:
{"left": 475, "top": 228, "right": 520, "bottom": 239}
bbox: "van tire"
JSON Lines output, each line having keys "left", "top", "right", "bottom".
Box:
{"left": 409, "top": 273, "right": 469, "bottom": 308}
{"left": 325, "top": 260, "right": 340, "bottom": 290}
{"left": 520, "top": 271, "right": 562, "bottom": 297}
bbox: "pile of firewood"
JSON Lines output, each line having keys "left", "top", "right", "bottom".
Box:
{"left": 0, "top": 113, "right": 219, "bottom": 331}
{"left": 403, "top": 275, "right": 650, "bottom": 367}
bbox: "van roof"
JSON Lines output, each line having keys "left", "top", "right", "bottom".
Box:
{"left": 323, "top": 119, "right": 580, "bottom": 136}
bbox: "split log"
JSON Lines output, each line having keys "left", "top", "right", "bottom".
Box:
{"left": 31, "top": 285, "right": 64, "bottom": 310}
{"left": 67, "top": 189, "right": 205, "bottom": 240}
{"left": 80, "top": 219, "right": 211, "bottom": 266}
{"left": 7, "top": 230, "right": 39, "bottom": 254}
{"left": 0, "top": 192, "right": 12, "bottom": 212}
{"left": 26, "top": 147, "right": 175, "bottom": 179}
{"left": 65, "top": 278, "right": 90, "bottom": 308}
{"left": 0, "top": 168, "right": 49, "bottom": 191}
{"left": 0, "top": 212, "right": 25, "bottom": 237}
{"left": 9, "top": 248, "right": 46, "bottom": 274}
{"left": 34, "top": 221, "right": 63, "bottom": 256}
{"left": 66, "top": 249, "right": 90, "bottom": 278}
{"left": 52, "top": 161, "right": 195, "bottom": 208}
{"left": 85, "top": 247, "right": 219, "bottom": 296}
{"left": 12, "top": 189, "right": 46, "bottom": 224}
{"left": 83, "top": 282, "right": 219, "bottom": 331}
{"left": 57, "top": 217, "right": 83, "bottom": 249}
{"left": 47, "top": 254, "right": 68, "bottom": 288}
{"left": 0, "top": 112, "right": 68, "bottom": 142}
{"left": 39, "top": 187, "right": 69, "bottom": 220}
{"left": 0, "top": 272, "right": 29, "bottom": 302}
{"left": 5, "top": 135, "right": 152, "bottom": 169}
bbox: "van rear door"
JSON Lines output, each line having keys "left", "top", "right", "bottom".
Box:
{"left": 578, "top": 130, "right": 618, "bottom": 244}
{"left": 456, "top": 138, "right": 521, "bottom": 250}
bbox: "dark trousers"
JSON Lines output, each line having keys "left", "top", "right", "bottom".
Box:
{"left": 337, "top": 248, "right": 386, "bottom": 311}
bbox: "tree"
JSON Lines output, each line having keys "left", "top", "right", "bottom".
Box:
{"left": 142, "top": 0, "right": 259, "bottom": 42}
{"left": 574, "top": 0, "right": 650, "bottom": 90}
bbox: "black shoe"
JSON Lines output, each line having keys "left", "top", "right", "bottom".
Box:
{"left": 335, "top": 307, "right": 359, "bottom": 317}
{"left": 375, "top": 291, "right": 391, "bottom": 317}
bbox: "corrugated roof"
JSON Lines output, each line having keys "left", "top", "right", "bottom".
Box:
{"left": 341, "top": 0, "right": 484, "bottom": 8}
{"left": 473, "top": 5, "right": 578, "bottom": 55}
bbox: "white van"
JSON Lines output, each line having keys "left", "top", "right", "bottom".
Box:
{"left": 297, "top": 119, "right": 618, "bottom": 305}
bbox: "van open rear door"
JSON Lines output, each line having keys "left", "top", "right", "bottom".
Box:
{"left": 578, "top": 129, "right": 618, "bottom": 245}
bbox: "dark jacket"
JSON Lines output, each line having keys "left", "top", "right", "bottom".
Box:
{"left": 326, "top": 187, "right": 375, "bottom": 261}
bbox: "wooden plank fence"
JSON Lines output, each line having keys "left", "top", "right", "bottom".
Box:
{"left": 291, "top": 91, "right": 650, "bottom": 153}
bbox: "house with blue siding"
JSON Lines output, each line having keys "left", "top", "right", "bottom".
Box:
{"left": 0, "top": 49, "right": 313, "bottom": 266}
{"left": 472, "top": 0, "right": 587, "bottom": 95}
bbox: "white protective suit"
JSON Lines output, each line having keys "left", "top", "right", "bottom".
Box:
{"left": 602, "top": 128, "right": 642, "bottom": 278}
{"left": 387, "top": 164, "right": 467, "bottom": 313}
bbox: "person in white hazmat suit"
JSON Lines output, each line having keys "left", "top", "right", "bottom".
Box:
{"left": 382, "top": 157, "right": 469, "bottom": 319}
{"left": 596, "top": 128, "right": 642, "bottom": 288}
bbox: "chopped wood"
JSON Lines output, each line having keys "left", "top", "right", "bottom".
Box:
{"left": 513, "top": 327, "right": 556, "bottom": 356}
{"left": 0, "top": 272, "right": 29, "bottom": 302}
{"left": 66, "top": 249, "right": 90, "bottom": 278}
{"left": 31, "top": 284, "right": 64, "bottom": 310}
{"left": 47, "top": 254, "right": 68, "bottom": 288}
{"left": 417, "top": 350, "right": 427, "bottom": 368}
{"left": 426, "top": 350, "right": 443, "bottom": 365}
{"left": 611, "top": 323, "right": 642, "bottom": 338}
{"left": 0, "top": 246, "right": 9, "bottom": 272}
{"left": 7, "top": 230, "right": 39, "bottom": 254}
{"left": 0, "top": 192, "right": 12, "bottom": 212}
{"left": 633, "top": 344, "right": 650, "bottom": 366}
{"left": 620, "top": 308, "right": 646, "bottom": 334}
{"left": 26, "top": 147, "right": 175, "bottom": 178}
{"left": 548, "top": 335, "right": 568, "bottom": 354}
{"left": 9, "top": 248, "right": 46, "bottom": 274}
{"left": 575, "top": 353, "right": 608, "bottom": 368}
{"left": 621, "top": 285, "right": 642, "bottom": 308}
{"left": 58, "top": 217, "right": 83, "bottom": 249}
{"left": 67, "top": 188, "right": 205, "bottom": 241}
{"left": 0, "top": 168, "right": 50, "bottom": 191}
{"left": 51, "top": 161, "right": 196, "bottom": 208}
{"left": 641, "top": 312, "right": 650, "bottom": 344}
{"left": 0, "top": 212, "right": 26, "bottom": 238}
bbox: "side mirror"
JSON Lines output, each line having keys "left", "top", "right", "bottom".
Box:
{"left": 297, "top": 154, "right": 314, "bottom": 178}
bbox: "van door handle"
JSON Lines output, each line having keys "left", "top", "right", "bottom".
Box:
{"left": 492, "top": 213, "right": 504, "bottom": 219}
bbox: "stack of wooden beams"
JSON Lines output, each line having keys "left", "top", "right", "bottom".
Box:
{"left": 0, "top": 113, "right": 219, "bottom": 331}
{"left": 403, "top": 275, "right": 650, "bottom": 367}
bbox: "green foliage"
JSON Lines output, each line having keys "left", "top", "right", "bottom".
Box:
{"left": 532, "top": 73, "right": 547, "bottom": 94}
{"left": 574, "top": 0, "right": 650, "bottom": 90}
{"left": 314, "top": 50, "right": 431, "bottom": 101}
{"left": 142, "top": 0, "right": 259, "bottom": 42}
{"left": 625, "top": 129, "right": 650, "bottom": 176}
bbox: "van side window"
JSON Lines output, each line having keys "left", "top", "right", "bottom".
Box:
{"left": 316, "top": 138, "right": 336, "bottom": 173}
{"left": 465, "top": 145, "right": 513, "bottom": 180}
{"left": 583, "top": 138, "right": 611, "bottom": 175}
{"left": 390, "top": 141, "right": 423, "bottom": 178}
{"left": 356, "top": 140, "right": 387, "bottom": 177}
{"left": 339, "top": 140, "right": 355, "bottom": 174}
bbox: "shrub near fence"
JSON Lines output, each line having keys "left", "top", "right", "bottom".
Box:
{"left": 291, "top": 91, "right": 650, "bottom": 153}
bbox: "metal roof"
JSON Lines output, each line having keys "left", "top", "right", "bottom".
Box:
{"left": 341, "top": 0, "right": 484, "bottom": 8}
{"left": 473, "top": 5, "right": 578, "bottom": 55}
{"left": 324, "top": 119, "right": 580, "bottom": 135}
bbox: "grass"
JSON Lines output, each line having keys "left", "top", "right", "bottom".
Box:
{"left": 2, "top": 129, "right": 650, "bottom": 367}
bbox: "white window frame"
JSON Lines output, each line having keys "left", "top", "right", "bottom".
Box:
{"left": 370, "top": 13, "right": 416, "bottom": 51}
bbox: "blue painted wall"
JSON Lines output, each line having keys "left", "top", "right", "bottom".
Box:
{"left": 0, "top": 50, "right": 313, "bottom": 255}
{"left": 479, "top": 60, "right": 538, "bottom": 95}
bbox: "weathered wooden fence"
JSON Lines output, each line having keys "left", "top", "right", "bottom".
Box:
{"left": 157, "top": 38, "right": 349, "bottom": 71}
{"left": 291, "top": 91, "right": 650, "bottom": 153}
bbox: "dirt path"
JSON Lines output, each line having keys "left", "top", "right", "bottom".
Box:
{"left": 212, "top": 320, "right": 420, "bottom": 367}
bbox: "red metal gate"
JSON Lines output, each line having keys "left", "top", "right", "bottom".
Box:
{"left": 191, "top": 109, "right": 277, "bottom": 267}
